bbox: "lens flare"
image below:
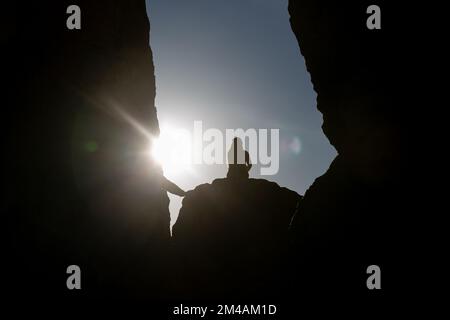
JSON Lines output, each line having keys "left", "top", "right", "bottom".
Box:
{"left": 151, "top": 124, "right": 192, "bottom": 177}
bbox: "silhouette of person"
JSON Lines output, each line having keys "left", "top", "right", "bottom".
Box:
{"left": 227, "top": 137, "right": 252, "bottom": 179}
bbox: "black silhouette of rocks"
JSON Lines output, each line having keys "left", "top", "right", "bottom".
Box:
{"left": 287, "top": 0, "right": 411, "bottom": 299}
{"left": 5, "top": 0, "right": 415, "bottom": 309}
{"left": 172, "top": 178, "right": 302, "bottom": 299}
{"left": 5, "top": 0, "right": 169, "bottom": 299}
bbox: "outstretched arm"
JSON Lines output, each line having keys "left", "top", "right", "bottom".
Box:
{"left": 161, "top": 176, "right": 186, "bottom": 196}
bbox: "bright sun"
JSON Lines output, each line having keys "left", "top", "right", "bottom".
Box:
{"left": 151, "top": 124, "right": 192, "bottom": 177}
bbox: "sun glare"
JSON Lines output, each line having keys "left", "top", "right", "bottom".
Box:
{"left": 151, "top": 124, "right": 192, "bottom": 178}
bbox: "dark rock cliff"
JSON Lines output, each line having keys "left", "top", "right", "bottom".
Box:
{"left": 172, "top": 178, "right": 301, "bottom": 299}
{"left": 5, "top": 0, "right": 169, "bottom": 299}
{"left": 287, "top": 0, "right": 411, "bottom": 298}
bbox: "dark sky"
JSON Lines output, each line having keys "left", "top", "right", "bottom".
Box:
{"left": 146, "top": 0, "right": 336, "bottom": 225}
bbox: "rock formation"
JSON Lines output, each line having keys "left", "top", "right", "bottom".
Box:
{"left": 287, "top": 0, "right": 409, "bottom": 300}
{"left": 5, "top": 0, "right": 169, "bottom": 299}
{"left": 5, "top": 0, "right": 413, "bottom": 308}
{"left": 172, "top": 178, "right": 301, "bottom": 299}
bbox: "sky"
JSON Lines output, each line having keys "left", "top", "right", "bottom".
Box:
{"left": 145, "top": 0, "right": 336, "bottom": 227}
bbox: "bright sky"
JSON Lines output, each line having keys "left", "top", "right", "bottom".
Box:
{"left": 145, "top": 0, "right": 336, "bottom": 227}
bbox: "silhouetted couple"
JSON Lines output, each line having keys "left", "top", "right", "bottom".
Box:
{"left": 162, "top": 137, "right": 251, "bottom": 196}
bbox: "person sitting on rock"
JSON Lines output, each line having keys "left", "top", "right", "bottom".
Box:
{"left": 226, "top": 137, "right": 252, "bottom": 179}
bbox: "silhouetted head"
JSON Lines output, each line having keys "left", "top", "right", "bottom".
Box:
{"left": 228, "top": 137, "right": 247, "bottom": 166}
{"left": 232, "top": 137, "right": 243, "bottom": 149}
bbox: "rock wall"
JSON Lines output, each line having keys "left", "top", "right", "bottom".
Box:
{"left": 5, "top": 0, "right": 170, "bottom": 299}
{"left": 287, "top": 0, "right": 409, "bottom": 298}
